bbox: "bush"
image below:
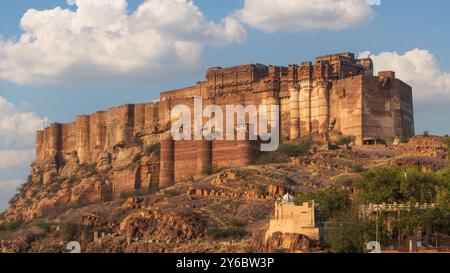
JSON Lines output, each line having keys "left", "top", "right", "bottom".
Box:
{"left": 36, "top": 222, "right": 55, "bottom": 233}
{"left": 400, "top": 137, "right": 410, "bottom": 144}
{"left": 61, "top": 222, "right": 81, "bottom": 242}
{"left": 201, "top": 164, "right": 213, "bottom": 176}
{"left": 226, "top": 218, "right": 246, "bottom": 228}
{"left": 144, "top": 143, "right": 161, "bottom": 157}
{"left": 133, "top": 136, "right": 144, "bottom": 147}
{"left": 0, "top": 221, "right": 23, "bottom": 232}
{"left": 351, "top": 164, "right": 364, "bottom": 173}
{"left": 423, "top": 130, "right": 430, "bottom": 137}
{"left": 255, "top": 184, "right": 269, "bottom": 196}
{"left": 49, "top": 183, "right": 61, "bottom": 193}
{"left": 163, "top": 189, "right": 180, "bottom": 197}
{"left": 94, "top": 226, "right": 113, "bottom": 234}
{"left": 8, "top": 193, "right": 20, "bottom": 206}
{"left": 67, "top": 176, "right": 81, "bottom": 185}
{"left": 336, "top": 135, "right": 355, "bottom": 146}
{"left": 253, "top": 138, "right": 313, "bottom": 165}
{"left": 80, "top": 163, "right": 98, "bottom": 175}
{"left": 132, "top": 153, "right": 142, "bottom": 163}
{"left": 205, "top": 226, "right": 248, "bottom": 240}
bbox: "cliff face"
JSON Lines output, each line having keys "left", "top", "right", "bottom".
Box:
{"left": 4, "top": 102, "right": 164, "bottom": 222}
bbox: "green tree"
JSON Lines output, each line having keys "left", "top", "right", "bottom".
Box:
{"left": 296, "top": 186, "right": 351, "bottom": 222}
{"left": 400, "top": 168, "right": 439, "bottom": 203}
{"left": 354, "top": 167, "right": 404, "bottom": 204}
{"left": 324, "top": 207, "right": 382, "bottom": 253}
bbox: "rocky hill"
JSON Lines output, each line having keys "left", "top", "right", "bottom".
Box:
{"left": 1, "top": 135, "right": 447, "bottom": 253}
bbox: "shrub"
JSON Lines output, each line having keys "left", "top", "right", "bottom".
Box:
{"left": 336, "top": 135, "right": 355, "bottom": 146}
{"left": 49, "top": 183, "right": 61, "bottom": 193}
{"left": 255, "top": 184, "right": 269, "bottom": 196}
{"left": 8, "top": 193, "right": 20, "bottom": 206}
{"left": 61, "top": 222, "right": 81, "bottom": 242}
{"left": 205, "top": 227, "right": 248, "bottom": 240}
{"left": 132, "top": 154, "right": 142, "bottom": 163}
{"left": 164, "top": 189, "right": 180, "bottom": 197}
{"left": 144, "top": 143, "right": 161, "bottom": 157}
{"left": 226, "top": 218, "right": 246, "bottom": 228}
{"left": 400, "top": 137, "right": 409, "bottom": 144}
{"left": 0, "top": 221, "right": 23, "bottom": 232}
{"left": 253, "top": 138, "right": 313, "bottom": 165}
{"left": 133, "top": 136, "right": 144, "bottom": 147}
{"left": 94, "top": 226, "right": 113, "bottom": 234}
{"left": 351, "top": 164, "right": 365, "bottom": 173}
{"left": 201, "top": 164, "right": 213, "bottom": 176}
{"left": 36, "top": 222, "right": 55, "bottom": 233}
{"left": 67, "top": 176, "right": 81, "bottom": 185}
{"left": 80, "top": 163, "right": 98, "bottom": 175}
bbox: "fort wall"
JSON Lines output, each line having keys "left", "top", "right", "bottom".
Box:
{"left": 34, "top": 52, "right": 415, "bottom": 193}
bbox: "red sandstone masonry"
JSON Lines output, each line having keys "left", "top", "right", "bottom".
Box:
{"left": 35, "top": 52, "right": 415, "bottom": 188}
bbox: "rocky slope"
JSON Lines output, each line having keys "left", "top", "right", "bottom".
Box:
{"left": 0, "top": 136, "right": 448, "bottom": 253}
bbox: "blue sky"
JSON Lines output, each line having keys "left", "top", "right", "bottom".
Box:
{"left": 0, "top": 0, "right": 450, "bottom": 210}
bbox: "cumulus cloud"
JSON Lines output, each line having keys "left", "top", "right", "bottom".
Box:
{"left": 0, "top": 149, "right": 35, "bottom": 169}
{"left": 236, "top": 0, "right": 375, "bottom": 32}
{"left": 0, "top": 96, "right": 45, "bottom": 168}
{"left": 359, "top": 49, "right": 450, "bottom": 102}
{"left": 0, "top": 0, "right": 246, "bottom": 84}
{"left": 0, "top": 179, "right": 23, "bottom": 192}
{"left": 0, "top": 179, "right": 24, "bottom": 211}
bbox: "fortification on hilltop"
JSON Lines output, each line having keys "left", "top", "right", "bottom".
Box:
{"left": 34, "top": 52, "right": 415, "bottom": 196}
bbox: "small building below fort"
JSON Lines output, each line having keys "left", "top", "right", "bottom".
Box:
{"left": 266, "top": 196, "right": 320, "bottom": 241}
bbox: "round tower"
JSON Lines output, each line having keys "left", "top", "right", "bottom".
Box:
{"left": 159, "top": 134, "right": 175, "bottom": 189}
{"left": 196, "top": 139, "right": 212, "bottom": 177}
{"left": 289, "top": 86, "right": 300, "bottom": 140}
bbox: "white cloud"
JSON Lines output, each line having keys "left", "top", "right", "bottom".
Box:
{"left": 0, "top": 179, "right": 24, "bottom": 211}
{"left": 0, "top": 96, "right": 44, "bottom": 149}
{"left": 0, "top": 0, "right": 246, "bottom": 84}
{"left": 236, "top": 0, "right": 375, "bottom": 33}
{"left": 0, "top": 96, "right": 44, "bottom": 168}
{"left": 359, "top": 49, "right": 450, "bottom": 102}
{"left": 0, "top": 149, "right": 35, "bottom": 169}
{"left": 0, "top": 179, "right": 23, "bottom": 192}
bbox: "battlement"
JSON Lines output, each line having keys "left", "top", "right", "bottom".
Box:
{"left": 36, "top": 102, "right": 161, "bottom": 163}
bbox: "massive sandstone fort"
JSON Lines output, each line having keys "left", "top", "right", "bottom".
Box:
{"left": 34, "top": 52, "right": 414, "bottom": 195}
